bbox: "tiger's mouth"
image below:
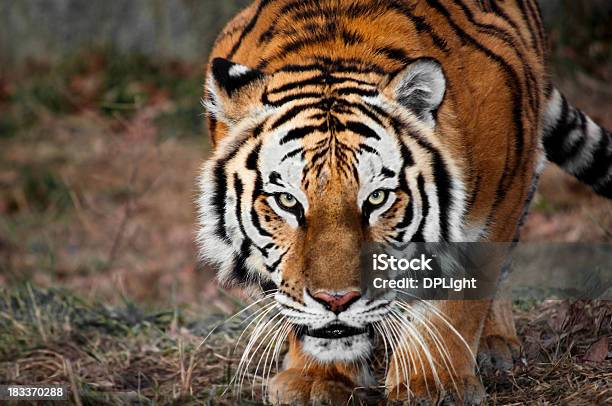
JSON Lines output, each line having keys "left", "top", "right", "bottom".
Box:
{"left": 297, "top": 323, "right": 371, "bottom": 339}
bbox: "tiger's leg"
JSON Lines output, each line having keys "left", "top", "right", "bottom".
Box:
{"left": 477, "top": 299, "right": 521, "bottom": 376}
{"left": 386, "top": 300, "right": 487, "bottom": 405}
{"left": 268, "top": 332, "right": 372, "bottom": 405}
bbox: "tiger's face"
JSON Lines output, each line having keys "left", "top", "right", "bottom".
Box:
{"left": 197, "top": 57, "right": 467, "bottom": 362}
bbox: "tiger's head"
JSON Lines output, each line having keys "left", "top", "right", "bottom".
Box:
{"left": 197, "top": 57, "right": 467, "bottom": 362}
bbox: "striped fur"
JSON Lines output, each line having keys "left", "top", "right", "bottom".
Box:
{"left": 543, "top": 88, "right": 612, "bottom": 198}
{"left": 196, "top": 1, "right": 611, "bottom": 403}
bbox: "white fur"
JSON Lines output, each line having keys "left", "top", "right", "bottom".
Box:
{"left": 302, "top": 334, "right": 373, "bottom": 362}
{"left": 395, "top": 59, "right": 446, "bottom": 128}
{"left": 228, "top": 63, "right": 250, "bottom": 77}
{"left": 276, "top": 289, "right": 394, "bottom": 362}
{"left": 542, "top": 87, "right": 563, "bottom": 132}
{"left": 563, "top": 116, "right": 602, "bottom": 175}
{"left": 196, "top": 107, "right": 279, "bottom": 284}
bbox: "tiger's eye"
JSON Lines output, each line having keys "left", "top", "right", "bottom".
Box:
{"left": 368, "top": 190, "right": 387, "bottom": 206}
{"left": 278, "top": 193, "right": 298, "bottom": 209}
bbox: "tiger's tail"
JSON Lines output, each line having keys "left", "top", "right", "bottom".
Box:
{"left": 542, "top": 88, "right": 612, "bottom": 198}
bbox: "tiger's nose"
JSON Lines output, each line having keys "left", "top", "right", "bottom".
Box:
{"left": 312, "top": 290, "right": 361, "bottom": 314}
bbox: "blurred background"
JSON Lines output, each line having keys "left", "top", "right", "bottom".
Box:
{"left": 0, "top": 1, "right": 610, "bottom": 404}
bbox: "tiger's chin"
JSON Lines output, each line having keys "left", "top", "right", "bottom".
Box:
{"left": 297, "top": 323, "right": 374, "bottom": 362}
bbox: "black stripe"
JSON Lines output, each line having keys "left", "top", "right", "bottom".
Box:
{"left": 231, "top": 174, "right": 253, "bottom": 283}
{"left": 292, "top": 5, "right": 336, "bottom": 21}
{"left": 396, "top": 187, "right": 414, "bottom": 230}
{"left": 358, "top": 143, "right": 379, "bottom": 155}
{"left": 280, "top": 125, "right": 321, "bottom": 144}
{"left": 277, "top": 59, "right": 387, "bottom": 75}
{"left": 270, "top": 97, "right": 359, "bottom": 130}
{"left": 315, "top": 56, "right": 389, "bottom": 74}
{"left": 431, "top": 148, "right": 452, "bottom": 241}
{"left": 345, "top": 121, "right": 381, "bottom": 140}
{"left": 488, "top": 1, "right": 529, "bottom": 48}
{"left": 454, "top": 0, "right": 518, "bottom": 46}
{"left": 345, "top": 1, "right": 384, "bottom": 19}
{"left": 233, "top": 174, "right": 248, "bottom": 238}
{"left": 269, "top": 103, "right": 314, "bottom": 130}
{"left": 246, "top": 142, "right": 260, "bottom": 171}
{"left": 212, "top": 160, "right": 230, "bottom": 242}
{"left": 342, "top": 28, "right": 365, "bottom": 45}
{"left": 256, "top": 0, "right": 308, "bottom": 46}
{"left": 269, "top": 171, "right": 284, "bottom": 186}
{"left": 266, "top": 76, "right": 332, "bottom": 95}
{"left": 345, "top": 101, "right": 385, "bottom": 127}
{"left": 426, "top": 0, "right": 525, "bottom": 211}
{"left": 451, "top": 0, "right": 539, "bottom": 113}
{"left": 264, "top": 92, "right": 321, "bottom": 107}
{"left": 412, "top": 173, "right": 430, "bottom": 242}
{"left": 217, "top": 23, "right": 250, "bottom": 43}
{"left": 387, "top": 0, "right": 451, "bottom": 54}
{"left": 516, "top": 0, "right": 540, "bottom": 55}
{"left": 212, "top": 125, "right": 263, "bottom": 243}
{"left": 390, "top": 114, "right": 453, "bottom": 241}
{"left": 399, "top": 139, "right": 415, "bottom": 167}
{"left": 281, "top": 147, "right": 304, "bottom": 162}
{"left": 524, "top": 0, "right": 546, "bottom": 56}
{"left": 227, "top": 0, "right": 274, "bottom": 59}
{"left": 248, "top": 143, "right": 273, "bottom": 240}
{"left": 335, "top": 87, "right": 379, "bottom": 97}
{"left": 558, "top": 110, "right": 588, "bottom": 167}
{"left": 257, "top": 28, "right": 336, "bottom": 70}
{"left": 542, "top": 95, "right": 571, "bottom": 164}
{"left": 266, "top": 250, "right": 288, "bottom": 273}
{"left": 375, "top": 46, "right": 414, "bottom": 65}
{"left": 233, "top": 240, "right": 251, "bottom": 283}
{"left": 267, "top": 74, "right": 375, "bottom": 96}
{"left": 381, "top": 167, "right": 396, "bottom": 179}
{"left": 575, "top": 127, "right": 612, "bottom": 186}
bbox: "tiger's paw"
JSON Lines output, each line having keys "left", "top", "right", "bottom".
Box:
{"left": 268, "top": 368, "right": 354, "bottom": 405}
{"left": 387, "top": 373, "right": 485, "bottom": 405}
{"left": 477, "top": 334, "right": 521, "bottom": 378}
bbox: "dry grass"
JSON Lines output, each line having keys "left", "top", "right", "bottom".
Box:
{"left": 0, "top": 285, "right": 258, "bottom": 405}
{"left": 0, "top": 287, "right": 610, "bottom": 405}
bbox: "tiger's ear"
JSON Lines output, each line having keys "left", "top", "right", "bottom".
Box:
{"left": 384, "top": 58, "right": 446, "bottom": 127}
{"left": 205, "top": 58, "right": 268, "bottom": 124}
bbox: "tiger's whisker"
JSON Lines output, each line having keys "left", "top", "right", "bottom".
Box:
{"left": 389, "top": 310, "right": 437, "bottom": 398}
{"left": 238, "top": 311, "right": 285, "bottom": 393}
{"left": 232, "top": 304, "right": 281, "bottom": 395}
{"left": 253, "top": 318, "right": 287, "bottom": 398}
{"left": 399, "top": 304, "right": 460, "bottom": 395}
{"left": 394, "top": 291, "right": 476, "bottom": 363}
{"left": 380, "top": 317, "right": 410, "bottom": 396}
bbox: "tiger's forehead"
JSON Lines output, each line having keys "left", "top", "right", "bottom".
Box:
{"left": 258, "top": 77, "right": 404, "bottom": 197}
{"left": 263, "top": 62, "right": 385, "bottom": 105}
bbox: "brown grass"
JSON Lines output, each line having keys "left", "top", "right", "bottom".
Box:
{"left": 1, "top": 286, "right": 610, "bottom": 405}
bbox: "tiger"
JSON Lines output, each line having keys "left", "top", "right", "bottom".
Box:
{"left": 196, "top": 0, "right": 612, "bottom": 404}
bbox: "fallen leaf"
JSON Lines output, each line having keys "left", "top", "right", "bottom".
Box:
{"left": 583, "top": 336, "right": 609, "bottom": 362}
{"left": 548, "top": 300, "right": 569, "bottom": 332}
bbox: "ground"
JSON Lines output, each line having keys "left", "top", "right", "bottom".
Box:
{"left": 0, "top": 45, "right": 610, "bottom": 404}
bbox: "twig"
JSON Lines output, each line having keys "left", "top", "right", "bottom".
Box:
{"left": 64, "top": 359, "right": 83, "bottom": 406}
{"left": 26, "top": 284, "right": 47, "bottom": 342}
